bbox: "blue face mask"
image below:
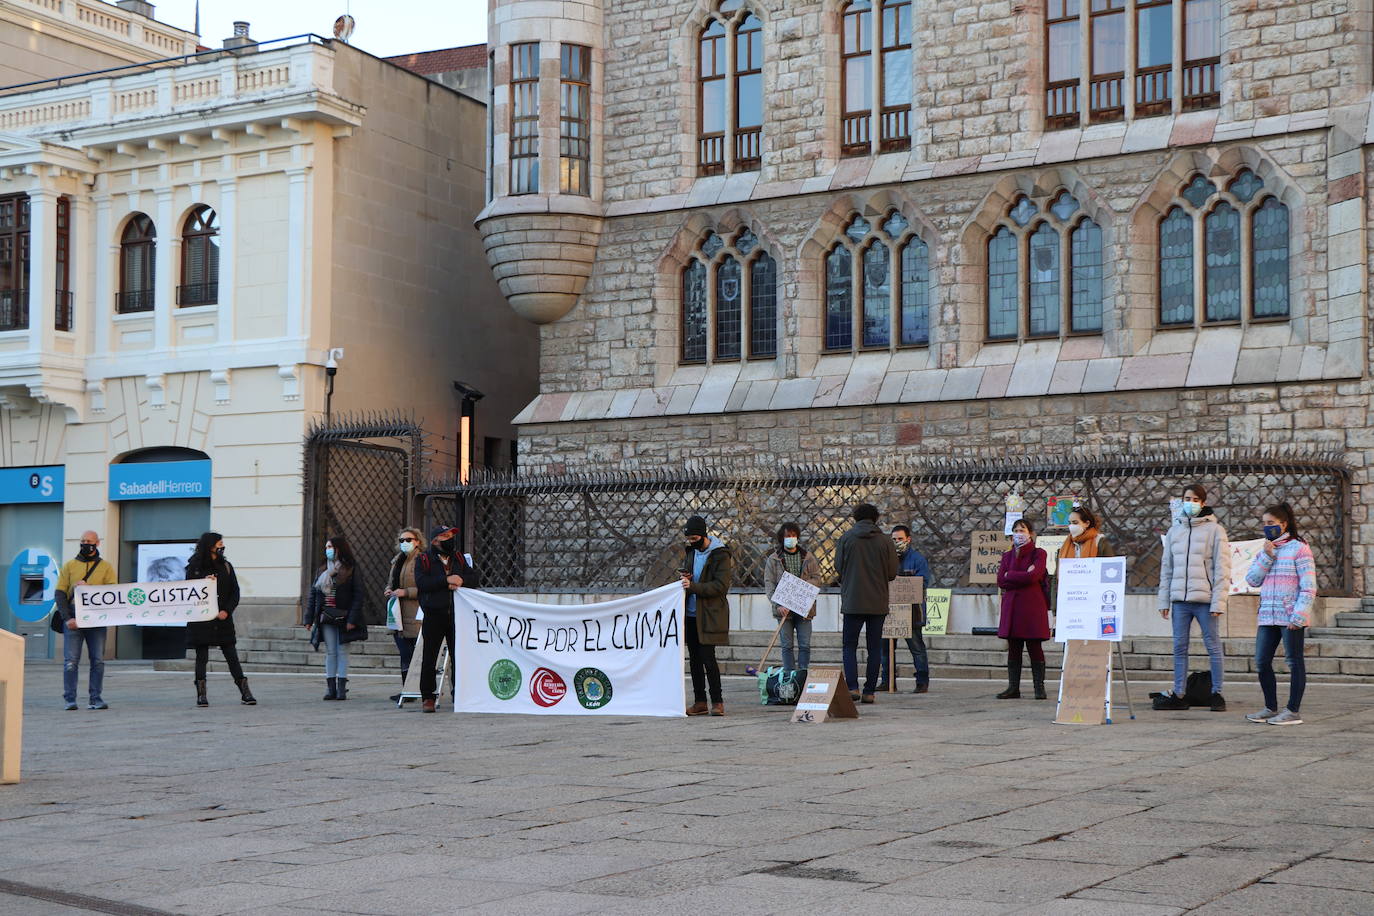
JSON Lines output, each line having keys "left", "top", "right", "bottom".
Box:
{"left": 325, "top": 547, "right": 336, "bottom": 561}
{"left": 1182, "top": 502, "right": 1202, "bottom": 517}
{"left": 1263, "top": 525, "right": 1283, "bottom": 541}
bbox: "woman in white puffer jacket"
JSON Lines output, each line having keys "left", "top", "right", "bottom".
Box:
{"left": 1156, "top": 482, "right": 1230, "bottom": 712}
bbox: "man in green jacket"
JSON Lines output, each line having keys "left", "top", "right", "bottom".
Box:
{"left": 680, "top": 515, "right": 733, "bottom": 717}
{"left": 54, "top": 531, "right": 119, "bottom": 710}
{"left": 836, "top": 504, "right": 898, "bottom": 703}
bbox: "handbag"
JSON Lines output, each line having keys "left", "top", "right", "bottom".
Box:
{"left": 384, "top": 596, "right": 402, "bottom": 631}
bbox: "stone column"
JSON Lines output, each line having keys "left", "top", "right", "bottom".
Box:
{"left": 284, "top": 166, "right": 308, "bottom": 339}
{"left": 92, "top": 192, "right": 112, "bottom": 357}
{"left": 26, "top": 187, "right": 57, "bottom": 353}
{"left": 153, "top": 187, "right": 175, "bottom": 352}
{"left": 216, "top": 177, "right": 237, "bottom": 344}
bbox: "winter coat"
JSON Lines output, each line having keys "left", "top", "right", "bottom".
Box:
{"left": 1157, "top": 508, "right": 1230, "bottom": 614}
{"left": 836, "top": 520, "right": 898, "bottom": 615}
{"left": 305, "top": 566, "right": 367, "bottom": 647}
{"left": 387, "top": 551, "right": 422, "bottom": 639}
{"left": 898, "top": 546, "right": 932, "bottom": 626}
{"left": 762, "top": 547, "right": 823, "bottom": 618}
{"left": 414, "top": 547, "right": 480, "bottom": 618}
{"left": 1058, "top": 530, "right": 1116, "bottom": 560}
{"left": 185, "top": 555, "right": 241, "bottom": 648}
{"left": 997, "top": 544, "right": 1050, "bottom": 640}
{"left": 1245, "top": 535, "right": 1317, "bottom": 628}
{"left": 683, "top": 540, "right": 733, "bottom": 645}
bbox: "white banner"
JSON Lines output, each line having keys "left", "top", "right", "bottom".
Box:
{"left": 1054, "top": 557, "right": 1125, "bottom": 642}
{"left": 453, "top": 583, "right": 686, "bottom": 717}
{"left": 74, "top": 579, "right": 218, "bottom": 628}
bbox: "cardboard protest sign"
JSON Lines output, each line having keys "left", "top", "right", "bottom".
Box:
{"left": 1229, "top": 539, "right": 1265, "bottom": 595}
{"left": 453, "top": 583, "right": 685, "bottom": 717}
{"left": 1037, "top": 534, "right": 1068, "bottom": 576}
{"left": 969, "top": 530, "right": 1011, "bottom": 585}
{"left": 791, "top": 666, "right": 859, "bottom": 724}
{"left": 770, "top": 571, "right": 820, "bottom": 616}
{"left": 74, "top": 579, "right": 218, "bottom": 627}
{"left": 882, "top": 576, "right": 923, "bottom": 639}
{"left": 1054, "top": 639, "right": 1111, "bottom": 726}
{"left": 922, "top": 588, "right": 952, "bottom": 636}
{"left": 1054, "top": 557, "right": 1126, "bottom": 642}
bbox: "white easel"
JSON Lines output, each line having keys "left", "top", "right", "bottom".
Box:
{"left": 397, "top": 628, "right": 449, "bottom": 707}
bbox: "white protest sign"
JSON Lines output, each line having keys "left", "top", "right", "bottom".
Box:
{"left": 74, "top": 579, "right": 218, "bottom": 628}
{"left": 770, "top": 571, "right": 820, "bottom": 617}
{"left": 453, "top": 583, "right": 685, "bottom": 717}
{"left": 1054, "top": 557, "right": 1125, "bottom": 642}
{"left": 1229, "top": 539, "right": 1265, "bottom": 595}
{"left": 1037, "top": 534, "right": 1068, "bottom": 576}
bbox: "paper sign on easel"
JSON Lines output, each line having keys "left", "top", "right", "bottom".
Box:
{"left": 882, "top": 576, "right": 923, "bottom": 640}
{"left": 790, "top": 665, "right": 859, "bottom": 724}
{"left": 1054, "top": 639, "right": 1111, "bottom": 726}
{"left": 770, "top": 571, "right": 821, "bottom": 617}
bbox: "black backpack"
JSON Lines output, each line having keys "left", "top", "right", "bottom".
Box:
{"left": 1183, "top": 670, "right": 1213, "bottom": 706}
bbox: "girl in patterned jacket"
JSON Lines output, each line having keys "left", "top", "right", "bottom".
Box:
{"left": 1244, "top": 503, "right": 1316, "bottom": 726}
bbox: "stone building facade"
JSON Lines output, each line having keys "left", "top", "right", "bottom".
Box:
{"left": 479, "top": 0, "right": 1374, "bottom": 600}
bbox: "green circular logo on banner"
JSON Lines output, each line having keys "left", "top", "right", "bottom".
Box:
{"left": 573, "top": 667, "right": 612, "bottom": 710}
{"left": 487, "top": 659, "right": 522, "bottom": 700}
{"left": 127, "top": 588, "right": 147, "bottom": 606}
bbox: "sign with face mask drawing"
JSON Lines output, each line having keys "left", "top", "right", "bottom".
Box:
{"left": 1054, "top": 557, "right": 1126, "bottom": 642}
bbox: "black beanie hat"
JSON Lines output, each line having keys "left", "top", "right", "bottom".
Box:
{"left": 684, "top": 516, "right": 708, "bottom": 537}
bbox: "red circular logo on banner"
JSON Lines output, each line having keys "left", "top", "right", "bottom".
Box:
{"left": 529, "top": 667, "right": 567, "bottom": 707}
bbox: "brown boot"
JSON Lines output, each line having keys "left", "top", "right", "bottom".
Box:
{"left": 710, "top": 702, "right": 725, "bottom": 717}
{"left": 686, "top": 701, "right": 709, "bottom": 716}
{"left": 422, "top": 698, "right": 436, "bottom": 713}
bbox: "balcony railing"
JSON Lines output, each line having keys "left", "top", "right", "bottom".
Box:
{"left": 177, "top": 283, "right": 218, "bottom": 307}
{"left": 698, "top": 133, "right": 724, "bottom": 176}
{"left": 733, "top": 127, "right": 761, "bottom": 172}
{"left": 54, "top": 289, "right": 72, "bottom": 331}
{"left": 0, "top": 289, "right": 28, "bottom": 330}
{"left": 116, "top": 289, "right": 155, "bottom": 313}
{"left": 841, "top": 111, "right": 871, "bottom": 157}
{"left": 1182, "top": 57, "right": 1220, "bottom": 111}
{"left": 879, "top": 105, "right": 911, "bottom": 152}
{"left": 1046, "top": 80, "right": 1080, "bottom": 130}
{"left": 1089, "top": 74, "right": 1124, "bottom": 122}
{"left": 1134, "top": 64, "right": 1172, "bottom": 117}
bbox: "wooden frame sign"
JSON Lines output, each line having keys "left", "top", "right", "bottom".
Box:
{"left": 790, "top": 665, "right": 859, "bottom": 723}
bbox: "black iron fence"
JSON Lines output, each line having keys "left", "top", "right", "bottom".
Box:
{"left": 426, "top": 450, "right": 1352, "bottom": 597}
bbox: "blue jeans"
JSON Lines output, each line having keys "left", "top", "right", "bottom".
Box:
{"left": 779, "top": 615, "right": 812, "bottom": 671}
{"left": 63, "top": 626, "right": 107, "bottom": 704}
{"left": 1255, "top": 625, "right": 1306, "bottom": 713}
{"left": 1172, "top": 600, "right": 1224, "bottom": 695}
{"left": 393, "top": 633, "right": 417, "bottom": 682}
{"left": 842, "top": 614, "right": 884, "bottom": 695}
{"left": 321, "top": 623, "right": 348, "bottom": 678}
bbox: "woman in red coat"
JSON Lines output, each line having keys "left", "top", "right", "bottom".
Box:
{"left": 996, "top": 517, "right": 1051, "bottom": 700}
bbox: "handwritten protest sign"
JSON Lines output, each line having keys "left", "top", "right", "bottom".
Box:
{"left": 1229, "top": 539, "right": 1265, "bottom": 595}
{"left": 1054, "top": 639, "right": 1111, "bottom": 726}
{"left": 969, "top": 530, "right": 1011, "bottom": 585}
{"left": 883, "top": 576, "right": 923, "bottom": 639}
{"left": 1037, "top": 534, "right": 1068, "bottom": 576}
{"left": 770, "top": 571, "right": 820, "bottom": 616}
{"left": 74, "top": 579, "right": 217, "bottom": 627}
{"left": 790, "top": 666, "right": 859, "bottom": 724}
{"left": 923, "top": 588, "right": 951, "bottom": 636}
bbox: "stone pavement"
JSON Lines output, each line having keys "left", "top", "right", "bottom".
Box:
{"left": 2, "top": 663, "right": 1373, "bottom": 915}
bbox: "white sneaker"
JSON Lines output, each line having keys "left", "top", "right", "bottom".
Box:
{"left": 1267, "top": 709, "right": 1303, "bottom": 726}
{"left": 1245, "top": 708, "right": 1276, "bottom": 723}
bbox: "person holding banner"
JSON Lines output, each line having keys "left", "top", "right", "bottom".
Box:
{"left": 185, "top": 532, "right": 255, "bottom": 708}
{"left": 1243, "top": 503, "right": 1315, "bottom": 726}
{"left": 878, "top": 525, "right": 933, "bottom": 693}
{"left": 680, "top": 515, "right": 733, "bottom": 717}
{"left": 415, "top": 525, "right": 479, "bottom": 713}
{"left": 762, "top": 522, "right": 823, "bottom": 673}
{"left": 836, "top": 504, "right": 898, "bottom": 704}
{"left": 305, "top": 534, "right": 367, "bottom": 701}
{"left": 996, "top": 518, "right": 1050, "bottom": 700}
{"left": 384, "top": 527, "right": 425, "bottom": 702}
{"left": 1155, "top": 483, "right": 1230, "bottom": 712}
{"left": 54, "top": 531, "right": 118, "bottom": 710}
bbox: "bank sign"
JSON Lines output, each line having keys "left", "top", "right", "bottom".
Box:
{"left": 109, "top": 460, "right": 212, "bottom": 501}
{"left": 0, "top": 465, "right": 64, "bottom": 504}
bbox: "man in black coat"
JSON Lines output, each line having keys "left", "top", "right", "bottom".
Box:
{"left": 836, "top": 503, "right": 898, "bottom": 703}
{"left": 414, "top": 525, "right": 479, "bottom": 713}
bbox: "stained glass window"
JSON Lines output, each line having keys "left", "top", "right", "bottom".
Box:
{"left": 987, "top": 227, "right": 1019, "bottom": 339}
{"left": 749, "top": 252, "right": 777, "bottom": 357}
{"left": 1070, "top": 219, "right": 1103, "bottom": 332}
{"left": 1159, "top": 206, "right": 1193, "bottom": 324}
{"left": 862, "top": 243, "right": 891, "bottom": 347}
{"left": 682, "top": 260, "right": 708, "bottom": 362}
{"left": 715, "top": 256, "right": 742, "bottom": 359}
{"left": 1028, "top": 222, "right": 1061, "bottom": 336}
{"left": 1251, "top": 197, "right": 1289, "bottom": 319}
{"left": 826, "top": 245, "right": 854, "bottom": 350}
{"left": 1204, "top": 201, "right": 1241, "bottom": 322}
{"left": 900, "top": 236, "right": 929, "bottom": 345}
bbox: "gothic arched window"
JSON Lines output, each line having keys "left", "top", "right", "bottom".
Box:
{"left": 179, "top": 206, "right": 219, "bottom": 307}
{"left": 825, "top": 211, "right": 933, "bottom": 351}
{"left": 697, "top": 2, "right": 766, "bottom": 176}
{"left": 681, "top": 228, "right": 779, "bottom": 363}
{"left": 118, "top": 213, "right": 156, "bottom": 313}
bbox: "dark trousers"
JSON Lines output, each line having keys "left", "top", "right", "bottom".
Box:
{"left": 1256, "top": 625, "right": 1306, "bottom": 713}
{"left": 419, "top": 607, "right": 456, "bottom": 700}
{"left": 393, "top": 633, "right": 418, "bottom": 681}
{"left": 685, "top": 614, "right": 722, "bottom": 703}
{"left": 842, "top": 614, "right": 885, "bottom": 695}
{"left": 1007, "top": 637, "right": 1046, "bottom": 664}
{"left": 194, "top": 644, "right": 244, "bottom": 681}
{"left": 878, "top": 632, "right": 930, "bottom": 686}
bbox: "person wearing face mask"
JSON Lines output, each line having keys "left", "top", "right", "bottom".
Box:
{"left": 304, "top": 533, "right": 366, "bottom": 701}
{"left": 414, "top": 525, "right": 479, "bottom": 713}
{"left": 680, "top": 515, "right": 733, "bottom": 716}
{"left": 1058, "top": 506, "right": 1115, "bottom": 561}
{"left": 762, "top": 522, "right": 823, "bottom": 673}
{"left": 1155, "top": 483, "right": 1230, "bottom": 712}
{"left": 996, "top": 518, "right": 1051, "bottom": 699}
{"left": 185, "top": 531, "right": 253, "bottom": 707}
{"left": 1243, "top": 503, "right": 1314, "bottom": 726}
{"left": 384, "top": 527, "right": 425, "bottom": 702}
{"left": 878, "top": 524, "right": 934, "bottom": 693}
{"left": 52, "top": 531, "right": 119, "bottom": 710}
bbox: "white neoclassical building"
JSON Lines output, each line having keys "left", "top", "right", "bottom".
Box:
{"left": 0, "top": 1, "right": 535, "bottom": 658}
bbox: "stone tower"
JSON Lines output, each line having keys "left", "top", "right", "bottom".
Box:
{"left": 478, "top": 0, "right": 604, "bottom": 324}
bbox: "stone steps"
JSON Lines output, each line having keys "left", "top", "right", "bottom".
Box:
{"left": 150, "top": 624, "right": 1374, "bottom": 680}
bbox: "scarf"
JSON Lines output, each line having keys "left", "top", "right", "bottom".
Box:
{"left": 314, "top": 559, "right": 340, "bottom": 595}
{"left": 1059, "top": 526, "right": 1101, "bottom": 560}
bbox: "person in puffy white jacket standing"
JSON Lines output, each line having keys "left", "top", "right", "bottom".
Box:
{"left": 1156, "top": 483, "right": 1230, "bottom": 712}
{"left": 1243, "top": 503, "right": 1315, "bottom": 726}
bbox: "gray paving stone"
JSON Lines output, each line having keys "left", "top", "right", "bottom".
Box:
{"left": 1187, "top": 881, "right": 1374, "bottom": 915}
{"left": 873, "top": 856, "right": 1125, "bottom": 905}
{"left": 1071, "top": 855, "right": 1286, "bottom": 908}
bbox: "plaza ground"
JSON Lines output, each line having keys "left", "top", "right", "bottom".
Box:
{"left": 2, "top": 662, "right": 1372, "bottom": 915}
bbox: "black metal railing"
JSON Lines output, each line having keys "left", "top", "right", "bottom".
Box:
{"left": 428, "top": 451, "right": 1352, "bottom": 596}
{"left": 116, "top": 289, "right": 155, "bottom": 313}
{"left": 176, "top": 283, "right": 217, "bottom": 306}
{"left": 0, "top": 288, "right": 27, "bottom": 330}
